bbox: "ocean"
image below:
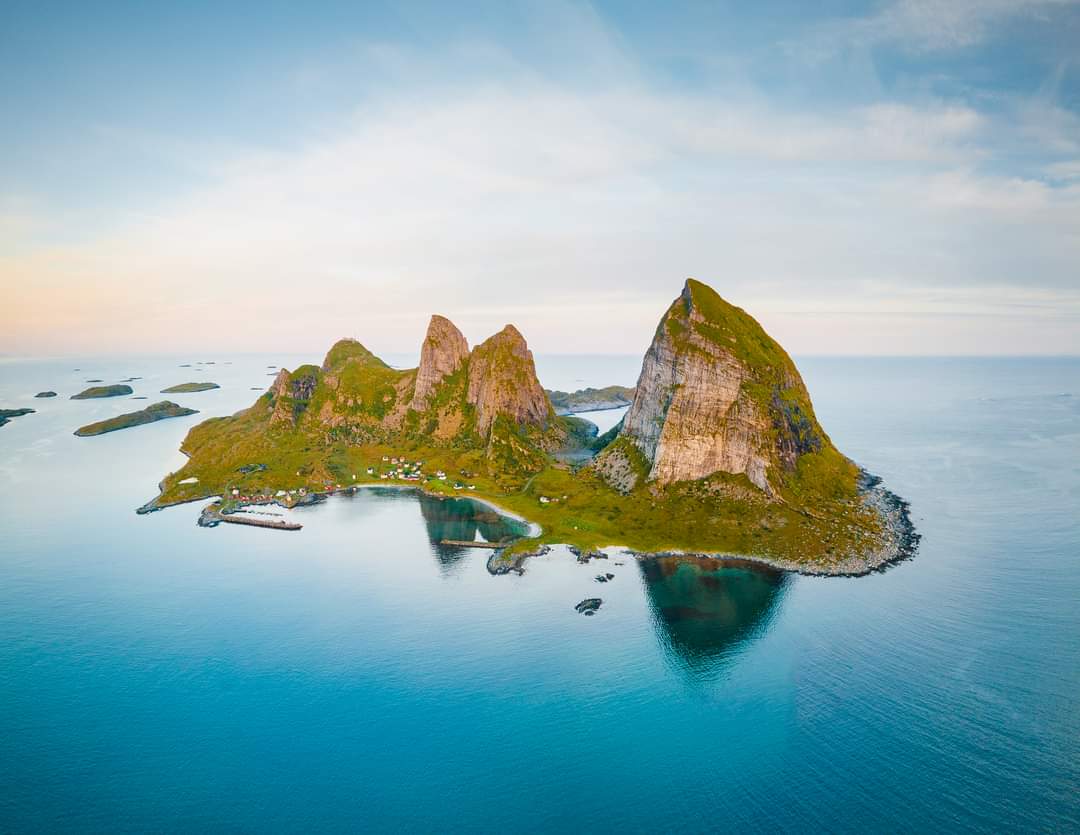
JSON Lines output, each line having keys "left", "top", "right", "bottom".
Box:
{"left": 1, "top": 354, "right": 1077, "bottom": 832}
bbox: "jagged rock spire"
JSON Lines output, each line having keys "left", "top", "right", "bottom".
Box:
{"left": 410, "top": 315, "right": 469, "bottom": 412}
{"left": 466, "top": 324, "right": 550, "bottom": 436}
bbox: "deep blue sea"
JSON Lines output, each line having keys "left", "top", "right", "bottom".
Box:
{"left": 1, "top": 354, "right": 1078, "bottom": 833}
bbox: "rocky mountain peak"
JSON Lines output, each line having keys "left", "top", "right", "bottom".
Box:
{"left": 321, "top": 338, "right": 384, "bottom": 372}
{"left": 610, "top": 278, "right": 827, "bottom": 494}
{"left": 466, "top": 324, "right": 550, "bottom": 436}
{"left": 411, "top": 315, "right": 469, "bottom": 412}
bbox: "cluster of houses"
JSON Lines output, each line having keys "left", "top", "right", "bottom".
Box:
{"left": 226, "top": 455, "right": 487, "bottom": 507}
{"left": 229, "top": 486, "right": 306, "bottom": 504}
{"left": 538, "top": 494, "right": 570, "bottom": 505}
{"left": 366, "top": 455, "right": 477, "bottom": 491}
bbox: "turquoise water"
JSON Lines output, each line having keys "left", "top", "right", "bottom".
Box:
{"left": 1, "top": 355, "right": 1078, "bottom": 832}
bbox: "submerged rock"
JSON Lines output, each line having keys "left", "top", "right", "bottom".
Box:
{"left": 574, "top": 598, "right": 602, "bottom": 615}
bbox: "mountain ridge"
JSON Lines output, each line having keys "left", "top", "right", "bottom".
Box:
{"left": 143, "top": 278, "right": 916, "bottom": 575}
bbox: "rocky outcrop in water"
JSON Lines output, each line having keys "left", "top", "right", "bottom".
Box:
{"left": 0, "top": 408, "right": 35, "bottom": 428}
{"left": 411, "top": 315, "right": 469, "bottom": 411}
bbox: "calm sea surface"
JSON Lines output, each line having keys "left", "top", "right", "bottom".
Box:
{"left": 0, "top": 354, "right": 1077, "bottom": 833}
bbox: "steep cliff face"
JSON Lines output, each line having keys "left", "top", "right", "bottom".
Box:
{"left": 269, "top": 366, "right": 321, "bottom": 427}
{"left": 465, "top": 325, "right": 551, "bottom": 436}
{"left": 616, "top": 279, "right": 829, "bottom": 494}
{"left": 410, "top": 315, "right": 469, "bottom": 412}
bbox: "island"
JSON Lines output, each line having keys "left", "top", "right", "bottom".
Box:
{"left": 161, "top": 382, "right": 220, "bottom": 393}
{"left": 75, "top": 401, "right": 198, "bottom": 437}
{"left": 35, "top": 391, "right": 57, "bottom": 398}
{"left": 71, "top": 384, "right": 134, "bottom": 399}
{"left": 546, "top": 385, "right": 635, "bottom": 415}
{"left": 142, "top": 279, "right": 916, "bottom": 576}
{"left": 1, "top": 408, "right": 35, "bottom": 428}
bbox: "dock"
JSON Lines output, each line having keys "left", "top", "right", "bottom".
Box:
{"left": 221, "top": 514, "right": 302, "bottom": 531}
{"left": 440, "top": 539, "right": 507, "bottom": 549}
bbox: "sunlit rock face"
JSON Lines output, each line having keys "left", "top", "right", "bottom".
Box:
{"left": 411, "top": 315, "right": 470, "bottom": 412}
{"left": 465, "top": 324, "right": 551, "bottom": 436}
{"left": 620, "top": 279, "right": 826, "bottom": 494}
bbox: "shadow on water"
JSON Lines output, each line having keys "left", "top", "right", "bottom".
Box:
{"left": 416, "top": 493, "right": 528, "bottom": 574}
{"left": 639, "top": 557, "right": 790, "bottom": 680}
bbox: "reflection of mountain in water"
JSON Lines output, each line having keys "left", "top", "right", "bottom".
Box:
{"left": 416, "top": 494, "right": 527, "bottom": 574}
{"left": 639, "top": 557, "right": 788, "bottom": 678}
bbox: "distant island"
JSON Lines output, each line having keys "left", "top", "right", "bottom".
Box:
{"left": 143, "top": 279, "right": 916, "bottom": 575}
{"left": 161, "top": 382, "right": 220, "bottom": 393}
{"left": 1, "top": 408, "right": 35, "bottom": 428}
{"left": 35, "top": 391, "right": 57, "bottom": 398}
{"left": 71, "top": 385, "right": 133, "bottom": 399}
{"left": 76, "top": 401, "right": 198, "bottom": 437}
{"left": 546, "top": 385, "right": 635, "bottom": 415}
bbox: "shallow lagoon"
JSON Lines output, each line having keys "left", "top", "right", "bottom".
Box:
{"left": 1, "top": 355, "right": 1078, "bottom": 832}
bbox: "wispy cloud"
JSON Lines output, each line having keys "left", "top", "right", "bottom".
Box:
{"left": 806, "top": 0, "right": 1080, "bottom": 53}
{"left": 2, "top": 2, "right": 1079, "bottom": 357}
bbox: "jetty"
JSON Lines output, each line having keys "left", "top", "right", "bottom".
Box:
{"left": 440, "top": 539, "right": 507, "bottom": 549}
{"left": 221, "top": 514, "right": 302, "bottom": 531}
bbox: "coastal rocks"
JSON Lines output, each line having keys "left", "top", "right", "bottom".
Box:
{"left": 574, "top": 598, "right": 602, "bottom": 615}
{"left": 486, "top": 544, "right": 551, "bottom": 575}
{"left": 615, "top": 279, "right": 825, "bottom": 495}
{"left": 197, "top": 505, "right": 222, "bottom": 527}
{"left": 466, "top": 325, "right": 551, "bottom": 436}
{"left": 568, "top": 545, "right": 608, "bottom": 563}
{"left": 35, "top": 391, "right": 57, "bottom": 398}
{"left": 410, "top": 315, "right": 469, "bottom": 411}
{"left": 595, "top": 573, "right": 615, "bottom": 583}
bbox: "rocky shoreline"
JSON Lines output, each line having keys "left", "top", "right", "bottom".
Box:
{"left": 139, "top": 469, "right": 916, "bottom": 579}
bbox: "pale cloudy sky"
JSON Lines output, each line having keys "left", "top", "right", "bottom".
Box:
{"left": 2, "top": 0, "right": 1079, "bottom": 357}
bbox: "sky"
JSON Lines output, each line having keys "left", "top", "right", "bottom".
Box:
{"left": 2, "top": 0, "right": 1079, "bottom": 358}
